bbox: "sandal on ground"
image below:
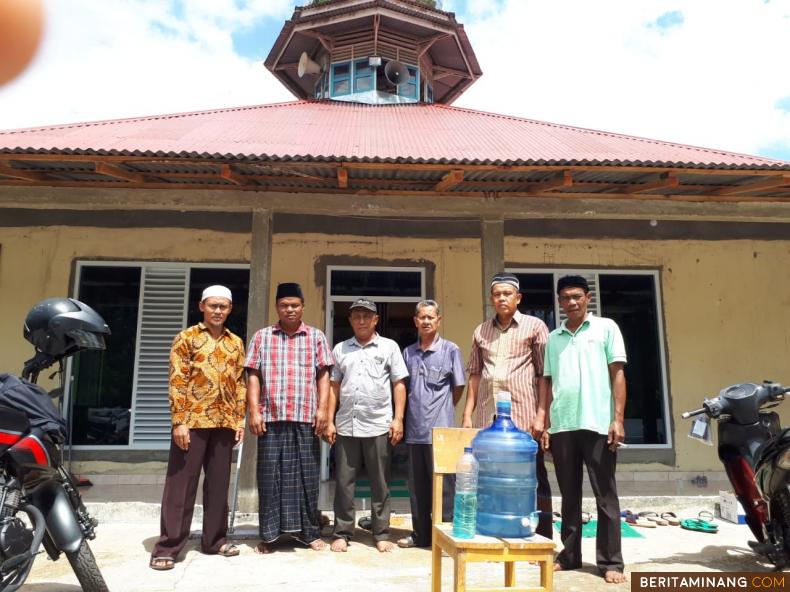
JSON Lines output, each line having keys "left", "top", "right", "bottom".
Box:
{"left": 698, "top": 510, "right": 715, "bottom": 522}
{"left": 638, "top": 511, "right": 668, "bottom": 526}
{"left": 397, "top": 535, "right": 417, "bottom": 548}
{"left": 149, "top": 556, "right": 175, "bottom": 570}
{"left": 217, "top": 543, "right": 240, "bottom": 557}
{"left": 680, "top": 518, "right": 718, "bottom": 533}
{"left": 661, "top": 511, "right": 680, "bottom": 526}
{"left": 581, "top": 511, "right": 593, "bottom": 524}
{"left": 623, "top": 510, "right": 656, "bottom": 528}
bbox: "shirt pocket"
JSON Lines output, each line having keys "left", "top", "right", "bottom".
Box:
{"left": 426, "top": 365, "right": 444, "bottom": 388}
{"left": 366, "top": 356, "right": 388, "bottom": 380}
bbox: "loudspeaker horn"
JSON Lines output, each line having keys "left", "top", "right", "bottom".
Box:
{"left": 384, "top": 60, "right": 409, "bottom": 85}
{"left": 298, "top": 51, "right": 322, "bottom": 78}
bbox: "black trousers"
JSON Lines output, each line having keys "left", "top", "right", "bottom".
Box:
{"left": 152, "top": 428, "right": 235, "bottom": 559}
{"left": 333, "top": 434, "right": 392, "bottom": 542}
{"left": 551, "top": 430, "right": 623, "bottom": 574}
{"left": 407, "top": 443, "right": 455, "bottom": 547}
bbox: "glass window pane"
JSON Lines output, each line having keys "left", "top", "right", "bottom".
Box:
{"left": 333, "top": 63, "right": 350, "bottom": 77}
{"left": 400, "top": 83, "right": 417, "bottom": 98}
{"left": 71, "top": 266, "right": 141, "bottom": 445}
{"left": 187, "top": 268, "right": 250, "bottom": 343}
{"left": 333, "top": 79, "right": 350, "bottom": 95}
{"left": 355, "top": 76, "right": 372, "bottom": 92}
{"left": 599, "top": 274, "right": 666, "bottom": 445}
{"left": 355, "top": 61, "right": 371, "bottom": 76}
{"left": 515, "top": 273, "right": 555, "bottom": 328}
{"left": 330, "top": 270, "right": 422, "bottom": 297}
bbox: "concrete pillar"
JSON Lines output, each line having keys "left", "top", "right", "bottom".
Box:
{"left": 236, "top": 209, "right": 272, "bottom": 514}
{"left": 480, "top": 217, "right": 504, "bottom": 320}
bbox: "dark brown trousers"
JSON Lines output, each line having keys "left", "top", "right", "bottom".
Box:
{"left": 152, "top": 427, "right": 235, "bottom": 559}
{"left": 551, "top": 429, "right": 623, "bottom": 575}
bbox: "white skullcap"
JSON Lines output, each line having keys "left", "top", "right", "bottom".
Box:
{"left": 201, "top": 285, "right": 232, "bottom": 302}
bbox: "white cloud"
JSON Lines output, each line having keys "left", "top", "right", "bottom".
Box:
{"left": 0, "top": 0, "right": 788, "bottom": 160}
{"left": 0, "top": 0, "right": 293, "bottom": 129}
{"left": 453, "top": 0, "right": 790, "bottom": 159}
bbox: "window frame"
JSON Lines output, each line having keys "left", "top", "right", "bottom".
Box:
{"left": 67, "top": 260, "right": 249, "bottom": 450}
{"left": 322, "top": 265, "right": 426, "bottom": 480}
{"left": 508, "top": 267, "right": 672, "bottom": 451}
{"left": 330, "top": 61, "right": 352, "bottom": 97}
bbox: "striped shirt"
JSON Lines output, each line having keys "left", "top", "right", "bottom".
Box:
{"left": 244, "top": 322, "right": 334, "bottom": 424}
{"left": 467, "top": 310, "right": 549, "bottom": 431}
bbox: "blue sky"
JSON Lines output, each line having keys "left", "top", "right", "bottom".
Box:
{"left": 0, "top": 0, "right": 788, "bottom": 162}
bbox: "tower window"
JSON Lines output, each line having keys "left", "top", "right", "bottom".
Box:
{"left": 353, "top": 59, "right": 373, "bottom": 92}
{"left": 331, "top": 62, "right": 351, "bottom": 96}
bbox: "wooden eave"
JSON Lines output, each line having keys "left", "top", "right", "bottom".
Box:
{"left": 0, "top": 154, "right": 789, "bottom": 203}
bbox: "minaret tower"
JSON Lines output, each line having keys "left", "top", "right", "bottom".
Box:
{"left": 265, "top": 0, "right": 482, "bottom": 105}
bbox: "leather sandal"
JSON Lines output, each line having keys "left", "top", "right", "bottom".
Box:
{"left": 149, "top": 556, "right": 175, "bottom": 570}
{"left": 217, "top": 543, "right": 240, "bottom": 557}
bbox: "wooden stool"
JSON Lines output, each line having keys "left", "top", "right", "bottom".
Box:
{"left": 430, "top": 427, "right": 555, "bottom": 592}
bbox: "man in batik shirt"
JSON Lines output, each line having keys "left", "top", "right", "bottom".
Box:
{"left": 151, "top": 285, "right": 246, "bottom": 570}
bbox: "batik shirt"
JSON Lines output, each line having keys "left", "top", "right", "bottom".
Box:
{"left": 168, "top": 323, "right": 247, "bottom": 430}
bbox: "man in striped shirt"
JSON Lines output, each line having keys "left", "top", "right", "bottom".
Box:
{"left": 245, "top": 282, "right": 334, "bottom": 553}
{"left": 462, "top": 272, "right": 553, "bottom": 538}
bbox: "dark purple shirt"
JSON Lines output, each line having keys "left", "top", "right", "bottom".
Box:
{"left": 402, "top": 336, "right": 466, "bottom": 444}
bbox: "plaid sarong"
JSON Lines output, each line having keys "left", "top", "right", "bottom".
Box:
{"left": 256, "top": 421, "right": 321, "bottom": 543}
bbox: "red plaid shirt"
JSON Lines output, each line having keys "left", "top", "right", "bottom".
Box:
{"left": 244, "top": 322, "right": 334, "bottom": 423}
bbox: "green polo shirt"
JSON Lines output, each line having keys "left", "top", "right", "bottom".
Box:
{"left": 543, "top": 314, "right": 627, "bottom": 436}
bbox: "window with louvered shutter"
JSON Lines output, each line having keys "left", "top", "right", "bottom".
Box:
{"left": 71, "top": 262, "right": 249, "bottom": 449}
{"left": 511, "top": 268, "right": 671, "bottom": 448}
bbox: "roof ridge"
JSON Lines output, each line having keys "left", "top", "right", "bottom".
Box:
{"left": 0, "top": 100, "right": 309, "bottom": 135}
{"left": 434, "top": 103, "right": 786, "bottom": 164}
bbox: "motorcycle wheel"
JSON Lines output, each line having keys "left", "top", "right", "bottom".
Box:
{"left": 65, "top": 540, "right": 109, "bottom": 592}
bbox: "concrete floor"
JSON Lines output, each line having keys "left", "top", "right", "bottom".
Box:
{"left": 21, "top": 498, "right": 781, "bottom": 592}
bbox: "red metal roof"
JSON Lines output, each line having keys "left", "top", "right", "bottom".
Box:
{"left": 1, "top": 100, "right": 786, "bottom": 169}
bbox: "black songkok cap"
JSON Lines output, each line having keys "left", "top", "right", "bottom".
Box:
{"left": 556, "top": 275, "right": 589, "bottom": 294}
{"left": 276, "top": 282, "right": 304, "bottom": 301}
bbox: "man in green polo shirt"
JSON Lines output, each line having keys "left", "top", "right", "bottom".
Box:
{"left": 534, "top": 275, "right": 627, "bottom": 585}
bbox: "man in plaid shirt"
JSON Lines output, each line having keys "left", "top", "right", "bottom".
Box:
{"left": 245, "top": 282, "right": 334, "bottom": 553}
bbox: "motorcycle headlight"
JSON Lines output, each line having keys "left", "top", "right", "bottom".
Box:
{"left": 778, "top": 449, "right": 790, "bottom": 470}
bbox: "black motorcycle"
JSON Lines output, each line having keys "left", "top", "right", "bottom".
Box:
{"left": 0, "top": 298, "right": 110, "bottom": 591}
{"left": 683, "top": 380, "right": 790, "bottom": 569}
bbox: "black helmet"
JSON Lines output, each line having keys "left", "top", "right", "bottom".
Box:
{"left": 23, "top": 298, "right": 110, "bottom": 359}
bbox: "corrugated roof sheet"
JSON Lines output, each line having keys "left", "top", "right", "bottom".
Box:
{"left": 0, "top": 100, "right": 787, "bottom": 169}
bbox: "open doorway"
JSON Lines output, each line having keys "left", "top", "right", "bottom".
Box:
{"left": 321, "top": 266, "right": 424, "bottom": 497}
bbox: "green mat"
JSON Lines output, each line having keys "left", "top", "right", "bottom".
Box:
{"left": 554, "top": 519, "right": 643, "bottom": 538}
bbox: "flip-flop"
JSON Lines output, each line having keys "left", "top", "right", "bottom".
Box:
{"left": 149, "top": 556, "right": 175, "bottom": 570}
{"left": 217, "top": 543, "right": 240, "bottom": 557}
{"left": 638, "top": 511, "right": 668, "bottom": 526}
{"left": 661, "top": 511, "right": 680, "bottom": 526}
{"left": 623, "top": 510, "right": 656, "bottom": 528}
{"left": 680, "top": 518, "right": 718, "bottom": 533}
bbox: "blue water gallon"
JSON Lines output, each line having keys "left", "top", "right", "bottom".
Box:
{"left": 472, "top": 391, "right": 538, "bottom": 537}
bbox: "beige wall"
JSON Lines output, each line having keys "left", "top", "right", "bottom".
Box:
{"left": 2, "top": 224, "right": 789, "bottom": 472}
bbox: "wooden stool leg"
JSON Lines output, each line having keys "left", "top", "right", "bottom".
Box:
{"left": 431, "top": 543, "right": 442, "bottom": 592}
{"left": 453, "top": 551, "right": 467, "bottom": 592}
{"left": 540, "top": 554, "right": 553, "bottom": 592}
{"left": 504, "top": 561, "right": 516, "bottom": 587}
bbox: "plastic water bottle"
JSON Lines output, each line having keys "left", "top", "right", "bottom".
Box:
{"left": 473, "top": 391, "right": 539, "bottom": 537}
{"left": 452, "top": 447, "right": 478, "bottom": 538}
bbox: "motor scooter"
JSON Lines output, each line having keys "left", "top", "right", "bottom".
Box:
{"left": 683, "top": 380, "right": 790, "bottom": 569}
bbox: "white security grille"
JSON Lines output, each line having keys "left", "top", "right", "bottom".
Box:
{"left": 129, "top": 267, "right": 189, "bottom": 447}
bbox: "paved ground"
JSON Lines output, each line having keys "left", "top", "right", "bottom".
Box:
{"left": 21, "top": 498, "right": 782, "bottom": 592}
